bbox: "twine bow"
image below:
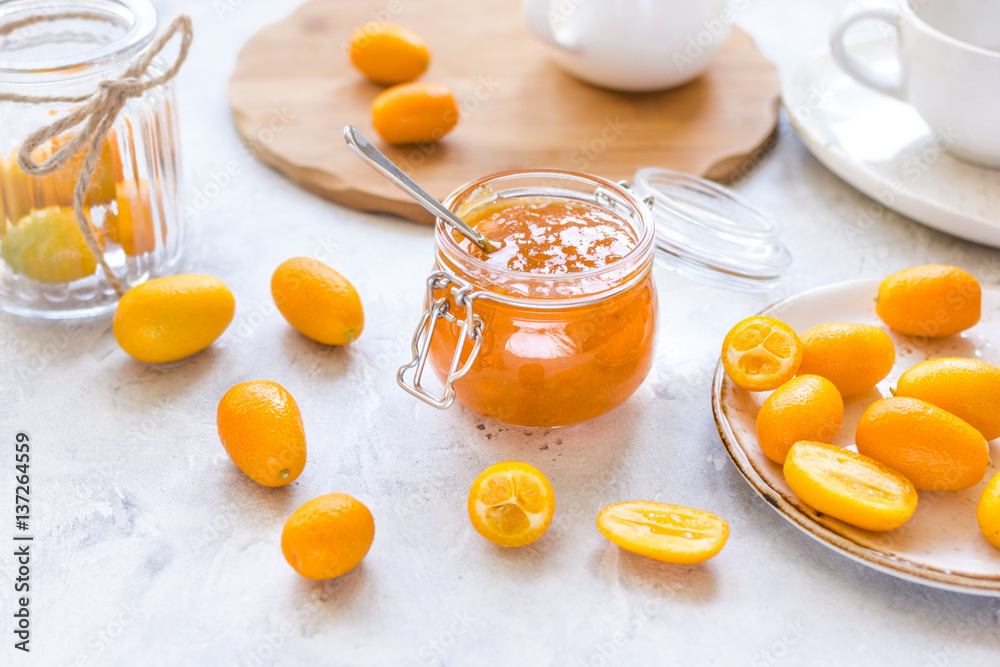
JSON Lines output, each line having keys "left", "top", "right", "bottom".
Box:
{"left": 0, "top": 13, "right": 193, "bottom": 295}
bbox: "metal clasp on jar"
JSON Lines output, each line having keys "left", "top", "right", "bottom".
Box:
{"left": 397, "top": 271, "right": 485, "bottom": 409}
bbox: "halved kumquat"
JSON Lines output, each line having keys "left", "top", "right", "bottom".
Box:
{"left": 721, "top": 316, "right": 803, "bottom": 391}
{"left": 596, "top": 501, "right": 728, "bottom": 564}
{"left": 783, "top": 441, "right": 918, "bottom": 532}
{"left": 468, "top": 461, "right": 555, "bottom": 547}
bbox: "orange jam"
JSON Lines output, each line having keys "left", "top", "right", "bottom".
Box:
{"left": 429, "top": 188, "right": 657, "bottom": 427}
{"left": 458, "top": 200, "right": 638, "bottom": 274}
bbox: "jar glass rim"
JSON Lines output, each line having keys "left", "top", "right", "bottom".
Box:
{"left": 436, "top": 168, "right": 656, "bottom": 291}
{"left": 0, "top": 0, "right": 158, "bottom": 78}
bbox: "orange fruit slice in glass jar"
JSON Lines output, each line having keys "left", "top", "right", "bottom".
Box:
{"left": 0, "top": 206, "right": 100, "bottom": 283}
{"left": 783, "top": 441, "right": 918, "bottom": 532}
{"left": 1, "top": 149, "right": 36, "bottom": 224}
{"left": 104, "top": 178, "right": 158, "bottom": 256}
{"left": 468, "top": 461, "right": 555, "bottom": 547}
{"left": 39, "top": 130, "right": 118, "bottom": 208}
{"left": 596, "top": 501, "right": 729, "bottom": 564}
{"left": 721, "top": 316, "right": 803, "bottom": 391}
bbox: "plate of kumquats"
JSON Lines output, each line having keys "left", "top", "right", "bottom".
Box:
{"left": 712, "top": 265, "right": 1000, "bottom": 595}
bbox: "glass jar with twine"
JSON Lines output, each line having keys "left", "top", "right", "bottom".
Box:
{"left": 0, "top": 0, "right": 192, "bottom": 319}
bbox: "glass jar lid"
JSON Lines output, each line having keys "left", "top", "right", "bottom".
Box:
{"left": 0, "top": 0, "right": 158, "bottom": 81}
{"left": 632, "top": 167, "right": 791, "bottom": 292}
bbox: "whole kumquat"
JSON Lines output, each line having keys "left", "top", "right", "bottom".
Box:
{"left": 756, "top": 374, "right": 844, "bottom": 465}
{"left": 855, "top": 397, "right": 988, "bottom": 492}
{"left": 271, "top": 257, "right": 364, "bottom": 346}
{"left": 113, "top": 274, "right": 235, "bottom": 363}
{"left": 217, "top": 380, "right": 307, "bottom": 487}
{"left": 875, "top": 264, "right": 981, "bottom": 338}
{"left": 349, "top": 23, "right": 430, "bottom": 85}
{"left": 798, "top": 322, "right": 895, "bottom": 397}
{"left": 895, "top": 357, "right": 1000, "bottom": 441}
{"left": 371, "top": 81, "right": 459, "bottom": 145}
{"left": 282, "top": 493, "right": 375, "bottom": 579}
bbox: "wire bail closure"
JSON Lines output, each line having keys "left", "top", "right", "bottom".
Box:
{"left": 397, "top": 271, "right": 485, "bottom": 409}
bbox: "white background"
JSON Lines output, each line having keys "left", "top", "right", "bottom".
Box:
{"left": 2, "top": 0, "right": 999, "bottom": 665}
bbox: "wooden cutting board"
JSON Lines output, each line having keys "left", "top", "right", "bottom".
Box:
{"left": 228, "top": 0, "right": 781, "bottom": 224}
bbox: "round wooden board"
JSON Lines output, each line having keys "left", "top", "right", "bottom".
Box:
{"left": 228, "top": 0, "right": 781, "bottom": 225}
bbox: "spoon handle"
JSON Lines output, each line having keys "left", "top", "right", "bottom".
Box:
{"left": 343, "top": 126, "right": 496, "bottom": 253}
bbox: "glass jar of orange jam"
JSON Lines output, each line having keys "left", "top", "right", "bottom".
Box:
{"left": 399, "top": 170, "right": 658, "bottom": 427}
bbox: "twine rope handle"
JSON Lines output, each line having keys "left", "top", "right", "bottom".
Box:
{"left": 0, "top": 14, "right": 193, "bottom": 295}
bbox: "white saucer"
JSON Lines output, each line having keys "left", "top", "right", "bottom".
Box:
{"left": 782, "top": 36, "right": 1000, "bottom": 248}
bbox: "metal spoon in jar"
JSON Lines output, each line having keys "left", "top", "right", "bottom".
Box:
{"left": 343, "top": 125, "right": 498, "bottom": 253}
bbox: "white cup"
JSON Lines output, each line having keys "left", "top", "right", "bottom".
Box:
{"left": 522, "top": 0, "right": 734, "bottom": 92}
{"left": 831, "top": 0, "right": 1000, "bottom": 168}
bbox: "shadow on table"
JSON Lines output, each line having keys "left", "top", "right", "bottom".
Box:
{"left": 593, "top": 543, "right": 719, "bottom": 604}
{"left": 288, "top": 563, "right": 374, "bottom": 618}
{"left": 453, "top": 393, "right": 647, "bottom": 490}
{"left": 276, "top": 327, "right": 357, "bottom": 382}
{"left": 109, "top": 345, "right": 224, "bottom": 397}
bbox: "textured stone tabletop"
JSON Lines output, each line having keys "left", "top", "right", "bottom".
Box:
{"left": 2, "top": 0, "right": 999, "bottom": 665}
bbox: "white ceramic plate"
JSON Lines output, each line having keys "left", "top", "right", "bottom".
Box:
{"left": 712, "top": 278, "right": 1000, "bottom": 595}
{"left": 782, "top": 37, "right": 1000, "bottom": 248}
